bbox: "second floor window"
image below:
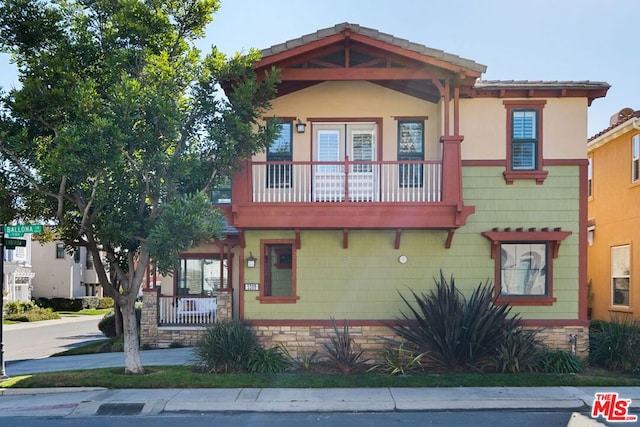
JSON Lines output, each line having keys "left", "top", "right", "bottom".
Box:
{"left": 267, "top": 121, "right": 293, "bottom": 188}
{"left": 55, "top": 243, "right": 65, "bottom": 259}
{"left": 511, "top": 110, "right": 538, "bottom": 170}
{"left": 588, "top": 157, "right": 593, "bottom": 198}
{"left": 611, "top": 245, "right": 630, "bottom": 306}
{"left": 632, "top": 135, "right": 639, "bottom": 183}
{"left": 398, "top": 120, "right": 424, "bottom": 188}
{"left": 86, "top": 250, "right": 94, "bottom": 269}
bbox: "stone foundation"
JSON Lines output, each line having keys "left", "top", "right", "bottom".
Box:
{"left": 141, "top": 289, "right": 589, "bottom": 357}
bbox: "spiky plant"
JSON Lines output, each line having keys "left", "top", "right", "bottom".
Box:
{"left": 388, "top": 271, "right": 521, "bottom": 371}
{"left": 323, "top": 318, "right": 369, "bottom": 374}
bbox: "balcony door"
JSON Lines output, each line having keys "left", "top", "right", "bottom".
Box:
{"left": 313, "top": 123, "right": 378, "bottom": 201}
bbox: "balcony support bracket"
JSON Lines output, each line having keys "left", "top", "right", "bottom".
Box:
{"left": 343, "top": 229, "right": 349, "bottom": 249}
{"left": 394, "top": 228, "right": 402, "bottom": 250}
{"left": 445, "top": 228, "right": 455, "bottom": 249}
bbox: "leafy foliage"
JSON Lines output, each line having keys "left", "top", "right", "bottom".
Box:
{"left": 323, "top": 318, "right": 370, "bottom": 374}
{"left": 0, "top": 0, "right": 280, "bottom": 373}
{"left": 589, "top": 317, "right": 640, "bottom": 372}
{"left": 371, "top": 343, "right": 427, "bottom": 376}
{"left": 539, "top": 350, "right": 583, "bottom": 374}
{"left": 387, "top": 271, "right": 522, "bottom": 371}
{"left": 194, "top": 320, "right": 259, "bottom": 373}
{"left": 494, "top": 328, "right": 546, "bottom": 373}
{"left": 98, "top": 306, "right": 142, "bottom": 339}
{"left": 4, "top": 301, "right": 59, "bottom": 322}
{"left": 278, "top": 344, "right": 320, "bottom": 372}
{"left": 247, "top": 346, "right": 290, "bottom": 374}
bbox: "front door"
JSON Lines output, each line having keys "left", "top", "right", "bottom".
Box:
{"left": 313, "top": 123, "right": 378, "bottom": 201}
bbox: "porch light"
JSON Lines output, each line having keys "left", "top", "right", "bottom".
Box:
{"left": 296, "top": 120, "right": 307, "bottom": 133}
{"left": 246, "top": 252, "right": 257, "bottom": 268}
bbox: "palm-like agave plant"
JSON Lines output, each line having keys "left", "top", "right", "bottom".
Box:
{"left": 388, "top": 271, "right": 521, "bottom": 371}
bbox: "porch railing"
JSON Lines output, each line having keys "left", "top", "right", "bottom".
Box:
{"left": 158, "top": 295, "right": 217, "bottom": 326}
{"left": 251, "top": 159, "right": 442, "bottom": 203}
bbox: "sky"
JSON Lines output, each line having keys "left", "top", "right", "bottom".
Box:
{"left": 1, "top": 0, "right": 638, "bottom": 137}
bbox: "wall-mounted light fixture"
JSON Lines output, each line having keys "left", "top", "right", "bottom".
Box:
{"left": 296, "top": 119, "right": 307, "bottom": 133}
{"left": 246, "top": 252, "right": 257, "bottom": 268}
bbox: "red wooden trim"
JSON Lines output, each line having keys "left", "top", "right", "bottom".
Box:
{"left": 495, "top": 296, "right": 557, "bottom": 306}
{"left": 462, "top": 159, "right": 588, "bottom": 167}
{"left": 278, "top": 68, "right": 438, "bottom": 81}
{"left": 443, "top": 79, "right": 450, "bottom": 137}
{"left": 522, "top": 319, "right": 589, "bottom": 327}
{"left": 295, "top": 229, "right": 301, "bottom": 249}
{"left": 454, "top": 86, "right": 460, "bottom": 136}
{"left": 241, "top": 318, "right": 588, "bottom": 327}
{"left": 343, "top": 228, "right": 349, "bottom": 249}
{"left": 482, "top": 229, "right": 572, "bottom": 259}
{"left": 263, "top": 116, "right": 296, "bottom": 122}
{"left": 445, "top": 229, "right": 455, "bottom": 249}
{"left": 393, "top": 116, "right": 428, "bottom": 121}
{"left": 578, "top": 161, "right": 588, "bottom": 321}
{"left": 503, "top": 170, "right": 549, "bottom": 185}
{"left": 394, "top": 228, "right": 401, "bottom": 250}
{"left": 256, "top": 296, "right": 300, "bottom": 304}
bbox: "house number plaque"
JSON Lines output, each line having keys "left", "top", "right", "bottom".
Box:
{"left": 244, "top": 283, "right": 260, "bottom": 291}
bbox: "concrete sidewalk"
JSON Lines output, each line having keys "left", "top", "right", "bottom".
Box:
{"left": 0, "top": 348, "right": 638, "bottom": 424}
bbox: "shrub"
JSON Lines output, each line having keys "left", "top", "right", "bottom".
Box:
{"left": 97, "top": 297, "right": 114, "bottom": 309}
{"left": 539, "top": 349, "right": 583, "bottom": 373}
{"left": 248, "top": 346, "right": 290, "bottom": 374}
{"left": 5, "top": 305, "right": 59, "bottom": 322}
{"left": 387, "top": 271, "right": 521, "bottom": 371}
{"left": 278, "top": 344, "right": 320, "bottom": 372}
{"left": 589, "top": 316, "right": 640, "bottom": 372}
{"left": 323, "top": 318, "right": 369, "bottom": 374}
{"left": 48, "top": 298, "right": 84, "bottom": 312}
{"left": 4, "top": 300, "right": 37, "bottom": 314}
{"left": 372, "top": 342, "right": 427, "bottom": 375}
{"left": 494, "top": 328, "right": 546, "bottom": 373}
{"left": 79, "top": 296, "right": 101, "bottom": 309}
{"left": 98, "top": 305, "right": 142, "bottom": 338}
{"left": 194, "top": 320, "right": 258, "bottom": 373}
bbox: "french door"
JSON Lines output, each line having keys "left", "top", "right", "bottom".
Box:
{"left": 313, "top": 123, "right": 378, "bottom": 201}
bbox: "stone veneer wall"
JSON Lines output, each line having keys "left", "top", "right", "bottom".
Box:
{"left": 250, "top": 324, "right": 589, "bottom": 361}
{"left": 141, "top": 289, "right": 588, "bottom": 357}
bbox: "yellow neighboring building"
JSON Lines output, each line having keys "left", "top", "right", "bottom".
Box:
{"left": 587, "top": 108, "right": 640, "bottom": 320}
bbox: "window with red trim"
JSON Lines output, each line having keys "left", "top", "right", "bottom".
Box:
{"left": 503, "top": 100, "right": 548, "bottom": 184}
{"left": 482, "top": 228, "right": 571, "bottom": 306}
{"left": 258, "top": 240, "right": 299, "bottom": 303}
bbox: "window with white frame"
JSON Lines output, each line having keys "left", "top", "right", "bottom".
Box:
{"left": 611, "top": 245, "right": 630, "bottom": 306}
{"left": 511, "top": 110, "right": 538, "bottom": 171}
{"left": 177, "top": 256, "right": 227, "bottom": 296}
{"left": 500, "top": 243, "right": 548, "bottom": 296}
{"left": 632, "top": 135, "right": 639, "bottom": 183}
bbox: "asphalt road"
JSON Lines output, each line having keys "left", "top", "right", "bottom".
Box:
{"left": 2, "top": 316, "right": 104, "bottom": 363}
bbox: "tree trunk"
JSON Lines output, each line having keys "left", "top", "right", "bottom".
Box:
{"left": 121, "top": 300, "right": 143, "bottom": 374}
{"left": 114, "top": 302, "right": 123, "bottom": 337}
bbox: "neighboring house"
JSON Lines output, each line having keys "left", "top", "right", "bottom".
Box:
{"left": 2, "top": 234, "right": 35, "bottom": 302}
{"left": 586, "top": 108, "right": 640, "bottom": 321}
{"left": 141, "top": 23, "right": 609, "bottom": 355}
{"left": 30, "top": 241, "right": 103, "bottom": 299}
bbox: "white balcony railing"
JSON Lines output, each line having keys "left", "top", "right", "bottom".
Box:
{"left": 251, "top": 160, "right": 442, "bottom": 203}
{"left": 158, "top": 296, "right": 217, "bottom": 326}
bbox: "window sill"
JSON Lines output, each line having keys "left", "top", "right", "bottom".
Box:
{"left": 503, "top": 170, "right": 548, "bottom": 185}
{"left": 495, "top": 296, "right": 556, "bottom": 306}
{"left": 608, "top": 306, "right": 633, "bottom": 314}
{"left": 257, "top": 296, "right": 300, "bottom": 304}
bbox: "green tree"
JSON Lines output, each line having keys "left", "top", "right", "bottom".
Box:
{"left": 0, "top": 0, "right": 279, "bottom": 374}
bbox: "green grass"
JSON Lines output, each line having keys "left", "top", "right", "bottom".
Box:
{"left": 58, "top": 308, "right": 112, "bottom": 316}
{"left": 1, "top": 366, "right": 639, "bottom": 389}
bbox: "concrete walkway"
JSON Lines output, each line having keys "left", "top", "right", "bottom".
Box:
{"left": 0, "top": 348, "right": 638, "bottom": 424}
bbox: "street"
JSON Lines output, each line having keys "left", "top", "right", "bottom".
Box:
{"left": 3, "top": 316, "right": 104, "bottom": 363}
{"left": 0, "top": 411, "right": 580, "bottom": 426}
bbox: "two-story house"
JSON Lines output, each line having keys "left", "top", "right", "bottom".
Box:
{"left": 30, "top": 242, "right": 103, "bottom": 299}
{"left": 2, "top": 233, "right": 35, "bottom": 302}
{"left": 587, "top": 108, "right": 639, "bottom": 321}
{"left": 141, "top": 23, "right": 609, "bottom": 354}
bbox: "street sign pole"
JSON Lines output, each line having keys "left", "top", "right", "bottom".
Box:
{"left": 0, "top": 224, "right": 7, "bottom": 379}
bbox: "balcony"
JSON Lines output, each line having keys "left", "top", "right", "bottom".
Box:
{"left": 250, "top": 159, "right": 443, "bottom": 203}
{"left": 221, "top": 147, "right": 474, "bottom": 231}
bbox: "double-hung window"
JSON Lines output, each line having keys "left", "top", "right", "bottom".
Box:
{"left": 632, "top": 135, "right": 639, "bottom": 183}
{"left": 587, "top": 157, "right": 593, "bottom": 198}
{"left": 267, "top": 121, "right": 293, "bottom": 188}
{"left": 55, "top": 243, "right": 65, "bottom": 259}
{"left": 503, "top": 101, "right": 547, "bottom": 184}
{"left": 398, "top": 120, "right": 424, "bottom": 188}
{"left": 611, "top": 245, "right": 630, "bottom": 306}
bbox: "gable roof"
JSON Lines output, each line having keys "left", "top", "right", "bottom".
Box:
{"left": 252, "top": 23, "right": 609, "bottom": 105}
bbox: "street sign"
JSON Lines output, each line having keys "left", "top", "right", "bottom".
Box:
{"left": 3, "top": 224, "right": 43, "bottom": 237}
{"left": 3, "top": 238, "right": 26, "bottom": 249}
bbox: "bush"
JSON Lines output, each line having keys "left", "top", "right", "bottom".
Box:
{"left": 79, "top": 296, "right": 101, "bottom": 310}
{"left": 98, "top": 305, "right": 142, "bottom": 338}
{"left": 323, "top": 318, "right": 369, "bottom": 374}
{"left": 372, "top": 343, "right": 427, "bottom": 375}
{"left": 5, "top": 305, "right": 59, "bottom": 322}
{"left": 589, "top": 316, "right": 640, "bottom": 372}
{"left": 248, "top": 346, "right": 290, "bottom": 374}
{"left": 194, "top": 320, "right": 258, "bottom": 373}
{"left": 48, "top": 298, "right": 84, "bottom": 312}
{"left": 278, "top": 344, "right": 320, "bottom": 372}
{"left": 494, "top": 328, "right": 546, "bottom": 373}
{"left": 5, "top": 300, "right": 37, "bottom": 315}
{"left": 387, "top": 271, "right": 522, "bottom": 371}
{"left": 97, "top": 297, "right": 114, "bottom": 309}
{"left": 539, "top": 349, "right": 583, "bottom": 373}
